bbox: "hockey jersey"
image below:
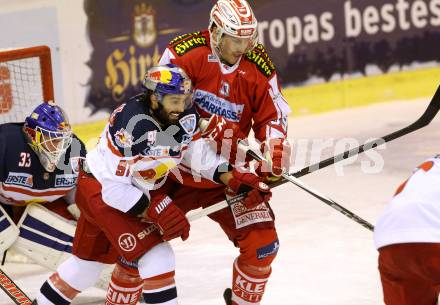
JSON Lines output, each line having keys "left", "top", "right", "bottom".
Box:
{"left": 0, "top": 123, "right": 86, "bottom": 206}
{"left": 374, "top": 155, "right": 440, "bottom": 249}
{"left": 159, "top": 30, "right": 291, "bottom": 188}
{"left": 86, "top": 94, "right": 228, "bottom": 213}
{"left": 159, "top": 30, "right": 291, "bottom": 141}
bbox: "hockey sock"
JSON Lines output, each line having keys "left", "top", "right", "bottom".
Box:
{"left": 105, "top": 263, "right": 143, "bottom": 305}
{"left": 231, "top": 259, "right": 271, "bottom": 305}
{"left": 142, "top": 271, "right": 177, "bottom": 305}
{"left": 35, "top": 272, "right": 79, "bottom": 305}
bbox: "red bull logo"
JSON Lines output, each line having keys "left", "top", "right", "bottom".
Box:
{"left": 149, "top": 69, "right": 172, "bottom": 84}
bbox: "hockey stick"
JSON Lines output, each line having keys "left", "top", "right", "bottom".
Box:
{"left": 244, "top": 148, "right": 374, "bottom": 230}
{"left": 0, "top": 268, "right": 32, "bottom": 305}
{"left": 187, "top": 84, "right": 440, "bottom": 222}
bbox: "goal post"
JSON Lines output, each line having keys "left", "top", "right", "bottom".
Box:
{"left": 0, "top": 45, "right": 54, "bottom": 123}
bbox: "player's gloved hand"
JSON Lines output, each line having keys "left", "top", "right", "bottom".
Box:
{"left": 143, "top": 194, "right": 190, "bottom": 241}
{"left": 255, "top": 138, "right": 291, "bottom": 179}
{"left": 225, "top": 168, "right": 272, "bottom": 209}
{"left": 200, "top": 114, "right": 245, "bottom": 160}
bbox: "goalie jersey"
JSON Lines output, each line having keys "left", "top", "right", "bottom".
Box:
{"left": 0, "top": 123, "right": 86, "bottom": 206}
{"left": 86, "top": 94, "right": 228, "bottom": 213}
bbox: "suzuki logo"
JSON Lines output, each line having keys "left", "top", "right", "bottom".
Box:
{"left": 118, "top": 233, "right": 137, "bottom": 252}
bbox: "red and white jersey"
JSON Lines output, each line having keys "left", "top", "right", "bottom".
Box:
{"left": 86, "top": 95, "right": 227, "bottom": 213}
{"left": 159, "top": 30, "right": 291, "bottom": 142}
{"left": 374, "top": 155, "right": 440, "bottom": 249}
{"left": 160, "top": 30, "right": 291, "bottom": 188}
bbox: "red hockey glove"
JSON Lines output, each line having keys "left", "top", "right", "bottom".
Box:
{"left": 200, "top": 114, "right": 245, "bottom": 162}
{"left": 225, "top": 169, "right": 272, "bottom": 209}
{"left": 256, "top": 138, "right": 291, "bottom": 178}
{"left": 143, "top": 194, "right": 190, "bottom": 241}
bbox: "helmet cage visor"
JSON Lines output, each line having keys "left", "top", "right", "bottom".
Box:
{"left": 34, "top": 126, "right": 73, "bottom": 169}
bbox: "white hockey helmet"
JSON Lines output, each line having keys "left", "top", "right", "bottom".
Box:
{"left": 209, "top": 0, "right": 258, "bottom": 54}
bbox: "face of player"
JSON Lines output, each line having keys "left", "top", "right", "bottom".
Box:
{"left": 218, "top": 34, "right": 253, "bottom": 66}
{"left": 42, "top": 138, "right": 63, "bottom": 153}
{"left": 152, "top": 94, "right": 191, "bottom": 125}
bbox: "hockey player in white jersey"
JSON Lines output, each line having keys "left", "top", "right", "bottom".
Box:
{"left": 374, "top": 155, "right": 440, "bottom": 305}
{"left": 0, "top": 102, "right": 85, "bottom": 252}
{"left": 33, "top": 64, "right": 271, "bottom": 305}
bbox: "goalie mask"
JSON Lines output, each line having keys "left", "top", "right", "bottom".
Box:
{"left": 209, "top": 0, "right": 258, "bottom": 60}
{"left": 23, "top": 102, "right": 73, "bottom": 172}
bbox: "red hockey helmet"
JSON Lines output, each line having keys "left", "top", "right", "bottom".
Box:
{"left": 209, "top": 0, "right": 258, "bottom": 56}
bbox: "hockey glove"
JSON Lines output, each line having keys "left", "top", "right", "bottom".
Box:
{"left": 256, "top": 138, "right": 291, "bottom": 178}
{"left": 200, "top": 114, "right": 245, "bottom": 162}
{"left": 225, "top": 169, "right": 272, "bottom": 209}
{"left": 143, "top": 194, "right": 190, "bottom": 241}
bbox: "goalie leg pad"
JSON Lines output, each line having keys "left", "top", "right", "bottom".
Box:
{"left": 9, "top": 203, "right": 76, "bottom": 270}
{"left": 0, "top": 204, "right": 19, "bottom": 252}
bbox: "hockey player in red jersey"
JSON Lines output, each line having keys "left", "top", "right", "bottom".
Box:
{"left": 0, "top": 102, "right": 85, "bottom": 226}
{"left": 158, "top": 1, "right": 292, "bottom": 304}
{"left": 374, "top": 155, "right": 440, "bottom": 305}
{"left": 33, "top": 64, "right": 271, "bottom": 305}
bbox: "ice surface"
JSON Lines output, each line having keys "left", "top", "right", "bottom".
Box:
{"left": 2, "top": 97, "right": 438, "bottom": 305}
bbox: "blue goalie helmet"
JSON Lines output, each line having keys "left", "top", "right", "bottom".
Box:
{"left": 142, "top": 64, "right": 193, "bottom": 109}
{"left": 23, "top": 102, "right": 73, "bottom": 172}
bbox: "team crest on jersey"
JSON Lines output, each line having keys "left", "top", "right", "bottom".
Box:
{"left": 55, "top": 174, "right": 77, "bottom": 188}
{"left": 179, "top": 114, "right": 196, "bottom": 134}
{"left": 5, "top": 172, "right": 33, "bottom": 188}
{"left": 245, "top": 44, "right": 276, "bottom": 78}
{"left": 194, "top": 89, "right": 244, "bottom": 122}
{"left": 219, "top": 80, "right": 230, "bottom": 97}
{"left": 230, "top": 201, "right": 273, "bottom": 229}
{"left": 114, "top": 128, "right": 134, "bottom": 148}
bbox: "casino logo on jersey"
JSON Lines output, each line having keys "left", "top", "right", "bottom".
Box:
{"left": 194, "top": 89, "right": 244, "bottom": 122}
{"left": 4, "top": 172, "right": 33, "bottom": 188}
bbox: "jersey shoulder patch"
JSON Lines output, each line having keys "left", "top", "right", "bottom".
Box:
{"left": 244, "top": 44, "right": 276, "bottom": 78}
{"left": 108, "top": 96, "right": 160, "bottom": 156}
{"left": 168, "top": 31, "right": 208, "bottom": 57}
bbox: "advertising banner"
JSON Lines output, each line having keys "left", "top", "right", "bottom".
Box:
{"left": 84, "top": 0, "right": 440, "bottom": 113}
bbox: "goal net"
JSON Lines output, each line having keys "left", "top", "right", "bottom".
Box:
{"left": 0, "top": 46, "right": 54, "bottom": 124}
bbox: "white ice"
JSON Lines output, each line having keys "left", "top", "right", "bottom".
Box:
{"left": 1, "top": 97, "right": 438, "bottom": 305}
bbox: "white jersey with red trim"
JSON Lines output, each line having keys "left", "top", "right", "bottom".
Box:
{"left": 0, "top": 123, "right": 86, "bottom": 206}
{"left": 374, "top": 155, "right": 440, "bottom": 249}
{"left": 86, "top": 94, "right": 227, "bottom": 213}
